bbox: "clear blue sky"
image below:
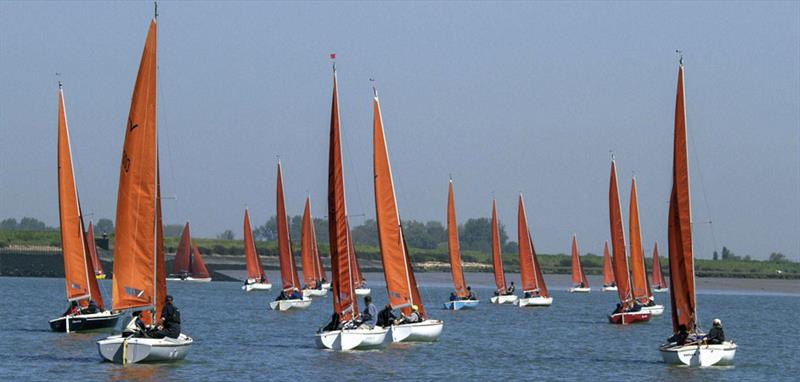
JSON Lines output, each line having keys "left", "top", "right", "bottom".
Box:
{"left": 1, "top": 1, "right": 798, "bottom": 260}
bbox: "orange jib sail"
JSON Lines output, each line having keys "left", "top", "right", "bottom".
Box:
{"left": 86, "top": 221, "right": 105, "bottom": 278}
{"left": 570, "top": 235, "right": 588, "bottom": 288}
{"left": 300, "top": 197, "right": 319, "bottom": 287}
{"left": 243, "top": 209, "right": 266, "bottom": 281}
{"left": 668, "top": 63, "right": 697, "bottom": 333}
{"left": 651, "top": 242, "right": 666, "bottom": 289}
{"left": 491, "top": 199, "right": 507, "bottom": 293}
{"left": 190, "top": 244, "right": 209, "bottom": 279}
{"left": 628, "top": 177, "right": 650, "bottom": 303}
{"left": 602, "top": 241, "right": 615, "bottom": 286}
{"left": 328, "top": 69, "right": 357, "bottom": 320}
{"left": 609, "top": 160, "right": 633, "bottom": 307}
{"left": 171, "top": 223, "right": 192, "bottom": 276}
{"left": 373, "top": 94, "right": 425, "bottom": 318}
{"left": 57, "top": 86, "right": 93, "bottom": 306}
{"left": 111, "top": 19, "right": 159, "bottom": 313}
{"left": 276, "top": 161, "right": 301, "bottom": 293}
{"left": 447, "top": 179, "right": 468, "bottom": 298}
{"left": 517, "top": 194, "right": 548, "bottom": 297}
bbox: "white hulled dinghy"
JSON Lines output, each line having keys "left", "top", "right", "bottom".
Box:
{"left": 568, "top": 235, "right": 591, "bottom": 293}
{"left": 488, "top": 200, "right": 519, "bottom": 304}
{"left": 515, "top": 194, "right": 553, "bottom": 307}
{"left": 166, "top": 222, "right": 211, "bottom": 282}
{"left": 651, "top": 242, "right": 668, "bottom": 293}
{"left": 242, "top": 208, "right": 272, "bottom": 291}
{"left": 315, "top": 67, "right": 387, "bottom": 350}
{"left": 372, "top": 89, "right": 443, "bottom": 342}
{"left": 301, "top": 196, "right": 329, "bottom": 298}
{"left": 600, "top": 241, "right": 618, "bottom": 292}
{"left": 659, "top": 58, "right": 735, "bottom": 366}
{"left": 443, "top": 179, "right": 479, "bottom": 310}
{"left": 97, "top": 17, "right": 192, "bottom": 363}
{"left": 628, "top": 177, "right": 663, "bottom": 316}
{"left": 269, "top": 161, "right": 312, "bottom": 311}
{"left": 49, "top": 82, "right": 121, "bottom": 332}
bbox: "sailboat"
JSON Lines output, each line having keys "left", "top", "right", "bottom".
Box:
{"left": 269, "top": 161, "right": 312, "bottom": 311}
{"left": 49, "top": 82, "right": 121, "bottom": 333}
{"left": 86, "top": 221, "right": 107, "bottom": 279}
{"left": 97, "top": 17, "right": 193, "bottom": 363}
{"left": 607, "top": 160, "right": 650, "bottom": 324}
{"left": 373, "top": 88, "right": 443, "bottom": 342}
{"left": 301, "top": 196, "right": 329, "bottom": 298}
{"left": 515, "top": 194, "right": 553, "bottom": 307}
{"left": 568, "top": 235, "right": 590, "bottom": 293}
{"left": 659, "top": 58, "right": 736, "bottom": 366}
{"left": 628, "top": 177, "right": 663, "bottom": 315}
{"left": 443, "top": 179, "right": 479, "bottom": 310}
{"left": 315, "top": 66, "right": 388, "bottom": 350}
{"left": 349, "top": 222, "right": 371, "bottom": 296}
{"left": 600, "top": 241, "right": 617, "bottom": 291}
{"left": 242, "top": 208, "right": 271, "bottom": 291}
{"left": 489, "top": 199, "right": 518, "bottom": 304}
{"left": 651, "top": 242, "right": 668, "bottom": 292}
{"left": 166, "top": 222, "right": 211, "bottom": 282}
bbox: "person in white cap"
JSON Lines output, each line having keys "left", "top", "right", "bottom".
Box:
{"left": 705, "top": 318, "right": 725, "bottom": 344}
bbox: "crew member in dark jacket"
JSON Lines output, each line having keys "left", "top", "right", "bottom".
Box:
{"left": 376, "top": 304, "right": 396, "bottom": 328}
{"left": 152, "top": 295, "right": 181, "bottom": 339}
{"left": 667, "top": 324, "right": 689, "bottom": 346}
{"left": 706, "top": 319, "right": 725, "bottom": 344}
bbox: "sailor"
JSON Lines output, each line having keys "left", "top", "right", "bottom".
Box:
{"left": 289, "top": 288, "right": 303, "bottom": 300}
{"left": 314, "top": 279, "right": 322, "bottom": 289}
{"left": 243, "top": 279, "right": 250, "bottom": 287}
{"left": 376, "top": 304, "right": 396, "bottom": 328}
{"left": 396, "top": 305, "right": 421, "bottom": 325}
{"left": 646, "top": 296, "right": 656, "bottom": 307}
{"left": 83, "top": 300, "right": 100, "bottom": 314}
{"left": 63, "top": 300, "right": 80, "bottom": 316}
{"left": 151, "top": 295, "right": 181, "bottom": 339}
{"left": 322, "top": 313, "right": 340, "bottom": 332}
{"left": 275, "top": 291, "right": 287, "bottom": 301}
{"left": 667, "top": 324, "right": 689, "bottom": 346}
{"left": 358, "top": 296, "right": 377, "bottom": 327}
{"left": 705, "top": 319, "right": 725, "bottom": 344}
{"left": 612, "top": 303, "right": 623, "bottom": 315}
{"left": 449, "top": 292, "right": 458, "bottom": 301}
{"left": 465, "top": 286, "right": 477, "bottom": 300}
{"left": 507, "top": 282, "right": 516, "bottom": 294}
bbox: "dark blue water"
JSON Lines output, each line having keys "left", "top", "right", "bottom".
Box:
{"left": 1, "top": 273, "right": 797, "bottom": 381}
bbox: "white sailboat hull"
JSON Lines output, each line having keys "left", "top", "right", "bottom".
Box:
{"left": 390, "top": 320, "right": 443, "bottom": 342}
{"left": 568, "top": 287, "right": 591, "bottom": 293}
{"left": 490, "top": 295, "right": 519, "bottom": 304}
{"left": 516, "top": 296, "right": 553, "bottom": 307}
{"left": 269, "top": 298, "right": 312, "bottom": 311}
{"left": 443, "top": 300, "right": 479, "bottom": 310}
{"left": 166, "top": 277, "right": 211, "bottom": 282}
{"left": 303, "top": 288, "right": 329, "bottom": 298}
{"left": 97, "top": 334, "right": 193, "bottom": 364}
{"left": 653, "top": 287, "right": 669, "bottom": 293}
{"left": 659, "top": 342, "right": 737, "bottom": 366}
{"left": 355, "top": 288, "right": 371, "bottom": 296}
{"left": 242, "top": 282, "right": 272, "bottom": 292}
{"left": 601, "top": 286, "right": 618, "bottom": 292}
{"left": 641, "top": 304, "right": 664, "bottom": 316}
{"left": 315, "top": 326, "right": 389, "bottom": 350}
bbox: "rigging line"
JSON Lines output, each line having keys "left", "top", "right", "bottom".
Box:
{"left": 156, "top": 52, "right": 183, "bottom": 226}
{"left": 340, "top": 106, "right": 368, "bottom": 224}
{"left": 687, "top": 115, "right": 719, "bottom": 256}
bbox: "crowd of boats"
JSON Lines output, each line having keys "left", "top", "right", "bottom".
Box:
{"left": 47, "top": 14, "right": 736, "bottom": 367}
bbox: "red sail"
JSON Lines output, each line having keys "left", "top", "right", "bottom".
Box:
{"left": 491, "top": 199, "right": 506, "bottom": 293}
{"left": 328, "top": 69, "right": 357, "bottom": 320}
{"left": 373, "top": 94, "right": 425, "bottom": 318}
{"left": 517, "top": 194, "right": 548, "bottom": 297}
{"left": 190, "top": 244, "right": 210, "bottom": 279}
{"left": 348, "top": 221, "right": 365, "bottom": 288}
{"left": 609, "top": 160, "right": 633, "bottom": 307}
{"left": 276, "top": 161, "right": 301, "bottom": 292}
{"left": 668, "top": 63, "right": 697, "bottom": 333}
{"left": 447, "top": 179, "right": 468, "bottom": 298}
{"left": 651, "top": 242, "right": 666, "bottom": 289}
{"left": 171, "top": 222, "right": 192, "bottom": 276}
{"left": 602, "top": 241, "right": 615, "bottom": 286}
{"left": 570, "top": 235, "right": 588, "bottom": 287}
{"left": 628, "top": 177, "right": 650, "bottom": 303}
{"left": 86, "top": 221, "right": 105, "bottom": 277}
{"left": 311, "top": 214, "right": 326, "bottom": 283}
{"left": 243, "top": 209, "right": 265, "bottom": 281}
{"left": 300, "top": 197, "right": 319, "bottom": 287}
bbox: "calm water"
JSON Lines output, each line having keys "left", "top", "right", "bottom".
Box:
{"left": 1, "top": 273, "right": 797, "bottom": 381}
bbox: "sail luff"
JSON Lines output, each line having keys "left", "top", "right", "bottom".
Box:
{"left": 609, "top": 160, "right": 633, "bottom": 307}
{"left": 628, "top": 177, "right": 650, "bottom": 303}
{"left": 110, "top": 19, "right": 158, "bottom": 312}
{"left": 491, "top": 200, "right": 506, "bottom": 292}
{"left": 447, "top": 180, "right": 468, "bottom": 297}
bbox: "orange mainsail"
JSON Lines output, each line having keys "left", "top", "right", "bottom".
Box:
{"left": 651, "top": 241, "right": 666, "bottom": 289}
{"left": 570, "top": 235, "right": 588, "bottom": 288}
{"left": 373, "top": 93, "right": 425, "bottom": 318}
{"left": 628, "top": 177, "right": 650, "bottom": 303}
{"left": 86, "top": 221, "right": 105, "bottom": 278}
{"left": 609, "top": 160, "right": 633, "bottom": 307}
{"left": 243, "top": 209, "right": 266, "bottom": 281}
{"left": 602, "top": 241, "right": 615, "bottom": 286}
{"left": 276, "top": 161, "right": 301, "bottom": 293}
{"left": 668, "top": 62, "right": 697, "bottom": 333}
{"left": 300, "top": 196, "right": 322, "bottom": 287}
{"left": 517, "top": 194, "right": 548, "bottom": 297}
{"left": 171, "top": 223, "right": 192, "bottom": 276}
{"left": 57, "top": 85, "right": 104, "bottom": 310}
{"left": 447, "top": 179, "right": 468, "bottom": 298}
{"left": 328, "top": 69, "right": 357, "bottom": 320}
{"left": 111, "top": 19, "right": 161, "bottom": 315}
{"left": 491, "top": 199, "right": 507, "bottom": 293}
